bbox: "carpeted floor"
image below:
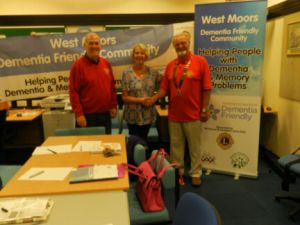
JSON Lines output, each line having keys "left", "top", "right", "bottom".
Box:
{"left": 163, "top": 149, "right": 300, "bottom": 225}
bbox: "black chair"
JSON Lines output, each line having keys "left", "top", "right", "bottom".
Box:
{"left": 274, "top": 148, "right": 300, "bottom": 219}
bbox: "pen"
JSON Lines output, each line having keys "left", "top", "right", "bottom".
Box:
{"left": 1, "top": 207, "right": 8, "bottom": 213}
{"left": 29, "top": 170, "right": 45, "bottom": 179}
{"left": 47, "top": 148, "right": 57, "bottom": 154}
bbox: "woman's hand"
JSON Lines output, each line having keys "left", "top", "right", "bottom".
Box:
{"left": 142, "top": 97, "right": 155, "bottom": 107}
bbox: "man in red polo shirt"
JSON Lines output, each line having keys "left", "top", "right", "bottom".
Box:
{"left": 69, "top": 32, "right": 117, "bottom": 134}
{"left": 149, "top": 32, "right": 212, "bottom": 186}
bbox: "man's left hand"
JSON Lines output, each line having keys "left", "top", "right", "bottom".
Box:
{"left": 110, "top": 108, "right": 117, "bottom": 118}
{"left": 200, "top": 111, "right": 210, "bottom": 122}
{"left": 0, "top": 101, "right": 10, "bottom": 111}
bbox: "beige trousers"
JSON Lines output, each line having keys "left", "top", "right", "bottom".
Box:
{"left": 169, "top": 120, "right": 202, "bottom": 178}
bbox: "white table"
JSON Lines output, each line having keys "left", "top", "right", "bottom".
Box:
{"left": 41, "top": 191, "right": 130, "bottom": 225}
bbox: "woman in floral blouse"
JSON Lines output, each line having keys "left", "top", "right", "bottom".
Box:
{"left": 121, "top": 43, "right": 161, "bottom": 141}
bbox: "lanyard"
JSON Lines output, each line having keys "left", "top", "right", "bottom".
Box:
{"left": 172, "top": 60, "right": 191, "bottom": 96}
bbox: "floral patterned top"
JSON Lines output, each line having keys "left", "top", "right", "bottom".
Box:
{"left": 122, "top": 66, "right": 160, "bottom": 125}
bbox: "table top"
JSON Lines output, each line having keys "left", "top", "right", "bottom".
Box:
{"left": 6, "top": 109, "right": 45, "bottom": 121}
{"left": 0, "top": 134, "right": 129, "bottom": 197}
{"left": 40, "top": 191, "right": 130, "bottom": 225}
{"left": 155, "top": 105, "right": 168, "bottom": 117}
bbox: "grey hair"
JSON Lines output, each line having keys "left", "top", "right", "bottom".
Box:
{"left": 83, "top": 32, "right": 101, "bottom": 46}
{"left": 172, "top": 32, "right": 191, "bottom": 46}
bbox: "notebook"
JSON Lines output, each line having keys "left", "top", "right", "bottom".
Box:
{"left": 0, "top": 198, "right": 54, "bottom": 225}
{"left": 69, "top": 164, "right": 118, "bottom": 184}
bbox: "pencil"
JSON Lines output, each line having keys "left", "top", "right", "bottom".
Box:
{"left": 29, "top": 170, "right": 45, "bottom": 179}
{"left": 1, "top": 207, "right": 8, "bottom": 213}
{"left": 47, "top": 148, "right": 57, "bottom": 154}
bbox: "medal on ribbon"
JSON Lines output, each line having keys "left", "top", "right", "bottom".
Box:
{"left": 172, "top": 60, "right": 191, "bottom": 97}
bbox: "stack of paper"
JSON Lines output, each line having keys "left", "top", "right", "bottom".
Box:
{"left": 0, "top": 198, "right": 54, "bottom": 224}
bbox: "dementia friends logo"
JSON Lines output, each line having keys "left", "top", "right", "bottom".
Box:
{"left": 208, "top": 104, "right": 220, "bottom": 120}
{"left": 208, "top": 102, "right": 258, "bottom": 121}
{"left": 221, "top": 102, "right": 257, "bottom": 121}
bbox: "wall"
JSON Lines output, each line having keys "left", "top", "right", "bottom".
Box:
{"left": 0, "top": 0, "right": 281, "bottom": 15}
{"left": 1, "top": 0, "right": 296, "bottom": 156}
{"left": 279, "top": 13, "right": 300, "bottom": 101}
{"left": 0, "top": 0, "right": 213, "bottom": 15}
{"left": 261, "top": 11, "right": 300, "bottom": 156}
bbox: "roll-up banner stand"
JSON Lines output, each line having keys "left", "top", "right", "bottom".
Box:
{"left": 194, "top": 0, "right": 267, "bottom": 179}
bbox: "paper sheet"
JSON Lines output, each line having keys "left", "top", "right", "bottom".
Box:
{"left": 32, "top": 145, "right": 73, "bottom": 155}
{"left": 19, "top": 112, "right": 39, "bottom": 117}
{"left": 18, "top": 167, "right": 73, "bottom": 181}
{"left": 93, "top": 164, "right": 118, "bottom": 179}
{"left": 72, "top": 141, "right": 102, "bottom": 152}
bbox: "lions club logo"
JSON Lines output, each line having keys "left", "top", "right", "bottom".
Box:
{"left": 216, "top": 132, "right": 234, "bottom": 150}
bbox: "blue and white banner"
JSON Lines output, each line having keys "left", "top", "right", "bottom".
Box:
{"left": 0, "top": 22, "right": 193, "bottom": 101}
{"left": 195, "top": 1, "right": 267, "bottom": 178}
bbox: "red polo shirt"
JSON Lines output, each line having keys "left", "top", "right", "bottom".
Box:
{"left": 160, "top": 53, "right": 212, "bottom": 122}
{"left": 69, "top": 56, "right": 117, "bottom": 117}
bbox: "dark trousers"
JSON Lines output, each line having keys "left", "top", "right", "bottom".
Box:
{"left": 127, "top": 124, "right": 151, "bottom": 142}
{"left": 84, "top": 112, "right": 112, "bottom": 134}
{"left": 0, "top": 110, "right": 7, "bottom": 163}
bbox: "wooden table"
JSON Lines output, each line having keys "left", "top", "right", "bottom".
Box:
{"left": 155, "top": 105, "right": 168, "bottom": 117}
{"left": 155, "top": 105, "right": 169, "bottom": 143}
{"left": 5, "top": 109, "right": 45, "bottom": 151}
{"left": 6, "top": 109, "right": 45, "bottom": 122}
{"left": 0, "top": 134, "right": 129, "bottom": 197}
{"left": 0, "top": 134, "right": 130, "bottom": 225}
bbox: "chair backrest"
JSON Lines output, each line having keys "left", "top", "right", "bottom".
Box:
{"left": 0, "top": 165, "right": 21, "bottom": 188}
{"left": 277, "top": 153, "right": 300, "bottom": 191}
{"left": 128, "top": 149, "right": 178, "bottom": 225}
{"left": 54, "top": 126, "right": 105, "bottom": 136}
{"left": 278, "top": 154, "right": 300, "bottom": 168}
{"left": 133, "top": 144, "right": 146, "bottom": 165}
{"left": 117, "top": 108, "right": 124, "bottom": 134}
{"left": 151, "top": 150, "right": 176, "bottom": 190}
{"left": 172, "top": 192, "right": 221, "bottom": 225}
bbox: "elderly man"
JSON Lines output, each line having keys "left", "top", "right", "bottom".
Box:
{"left": 69, "top": 32, "right": 117, "bottom": 134}
{"left": 149, "top": 32, "right": 212, "bottom": 186}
